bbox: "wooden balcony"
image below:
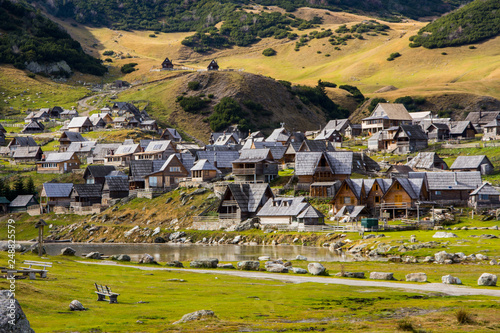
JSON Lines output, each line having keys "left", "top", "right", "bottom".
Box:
{"left": 232, "top": 168, "right": 258, "bottom": 175}
{"left": 219, "top": 213, "right": 239, "bottom": 219}
{"left": 221, "top": 200, "right": 238, "bottom": 206}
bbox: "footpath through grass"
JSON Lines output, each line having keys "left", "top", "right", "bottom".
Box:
{"left": 2, "top": 253, "right": 500, "bottom": 332}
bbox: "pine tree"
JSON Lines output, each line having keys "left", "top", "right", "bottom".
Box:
{"left": 13, "top": 177, "right": 25, "bottom": 197}
{"left": 25, "top": 177, "right": 36, "bottom": 195}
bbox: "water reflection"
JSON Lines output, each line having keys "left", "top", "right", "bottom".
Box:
{"left": 44, "top": 243, "right": 355, "bottom": 262}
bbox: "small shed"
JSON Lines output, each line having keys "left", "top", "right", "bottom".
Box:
{"left": 469, "top": 183, "right": 500, "bottom": 209}
{"left": 450, "top": 155, "right": 494, "bottom": 175}
{"left": 0, "top": 197, "right": 10, "bottom": 213}
{"left": 70, "top": 184, "right": 103, "bottom": 207}
{"left": 190, "top": 159, "right": 221, "bottom": 182}
{"left": 162, "top": 57, "right": 174, "bottom": 69}
{"left": 207, "top": 60, "right": 219, "bottom": 71}
{"left": 22, "top": 121, "right": 45, "bottom": 134}
{"left": 297, "top": 205, "right": 325, "bottom": 225}
{"left": 9, "top": 195, "right": 38, "bottom": 212}
{"left": 68, "top": 117, "right": 93, "bottom": 133}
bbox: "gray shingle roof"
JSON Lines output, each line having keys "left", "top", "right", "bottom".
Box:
{"left": 161, "top": 128, "right": 182, "bottom": 140}
{"left": 300, "top": 139, "right": 335, "bottom": 152}
{"left": 411, "top": 171, "right": 482, "bottom": 190}
{"left": 450, "top": 121, "right": 473, "bottom": 135}
{"left": 406, "top": 152, "right": 447, "bottom": 170}
{"left": 177, "top": 153, "right": 195, "bottom": 173}
{"left": 324, "top": 119, "right": 349, "bottom": 131}
{"left": 43, "top": 183, "right": 73, "bottom": 197}
{"left": 92, "top": 144, "right": 121, "bottom": 160}
{"left": 399, "top": 125, "right": 428, "bottom": 141}
{"left": 266, "top": 127, "right": 289, "bottom": 142}
{"left": 363, "top": 103, "right": 412, "bottom": 121}
{"left": 72, "top": 184, "right": 103, "bottom": 198}
{"left": 224, "top": 183, "right": 273, "bottom": 213}
{"left": 234, "top": 148, "right": 272, "bottom": 163}
{"left": 334, "top": 205, "right": 367, "bottom": 219}
{"left": 9, "top": 195, "right": 37, "bottom": 208}
{"left": 257, "top": 197, "right": 308, "bottom": 217}
{"left": 294, "top": 152, "right": 323, "bottom": 176}
{"left": 197, "top": 151, "right": 240, "bottom": 169}
{"left": 68, "top": 117, "right": 92, "bottom": 128}
{"left": 484, "top": 119, "right": 500, "bottom": 128}
{"left": 191, "top": 159, "right": 220, "bottom": 172}
{"left": 113, "top": 144, "right": 139, "bottom": 156}
{"left": 67, "top": 141, "right": 96, "bottom": 153}
{"left": 470, "top": 183, "right": 500, "bottom": 196}
{"left": 60, "top": 131, "right": 86, "bottom": 142}
{"left": 451, "top": 155, "right": 490, "bottom": 170}
{"left": 45, "top": 152, "right": 76, "bottom": 163}
{"left": 143, "top": 140, "right": 174, "bottom": 153}
{"left": 465, "top": 111, "right": 500, "bottom": 125}
{"left": 104, "top": 177, "right": 129, "bottom": 192}
{"left": 13, "top": 146, "right": 42, "bottom": 158}
{"left": 85, "top": 165, "right": 116, "bottom": 178}
{"left": 326, "top": 151, "right": 354, "bottom": 174}
{"left": 297, "top": 205, "right": 325, "bottom": 219}
{"left": 130, "top": 160, "right": 166, "bottom": 181}
{"left": 314, "top": 129, "right": 340, "bottom": 141}
{"left": 22, "top": 121, "right": 45, "bottom": 131}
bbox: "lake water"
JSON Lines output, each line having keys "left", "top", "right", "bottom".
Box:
{"left": 43, "top": 243, "right": 355, "bottom": 262}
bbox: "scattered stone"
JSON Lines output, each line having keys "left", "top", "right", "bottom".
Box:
{"left": 444, "top": 259, "right": 453, "bottom": 264}
{"left": 433, "top": 226, "right": 444, "bottom": 230}
{"left": 338, "top": 272, "right": 365, "bottom": 279}
{"left": 442, "top": 275, "right": 462, "bottom": 284}
{"left": 258, "top": 256, "right": 271, "bottom": 261}
{"left": 69, "top": 300, "right": 85, "bottom": 311}
{"left": 173, "top": 310, "right": 216, "bottom": 324}
{"left": 169, "top": 231, "right": 186, "bottom": 241}
{"left": 480, "top": 234, "right": 498, "bottom": 239}
{"left": 85, "top": 252, "right": 101, "bottom": 260}
{"left": 124, "top": 226, "right": 140, "bottom": 237}
{"left": 166, "top": 261, "right": 183, "bottom": 268}
{"left": 307, "top": 263, "right": 326, "bottom": 276}
{"left": 369, "top": 272, "right": 395, "bottom": 280}
{"left": 490, "top": 259, "right": 498, "bottom": 265}
{"left": 405, "top": 273, "right": 427, "bottom": 283}
{"left": 217, "top": 263, "right": 235, "bottom": 269}
{"left": 0, "top": 290, "right": 35, "bottom": 332}
{"left": 476, "top": 254, "right": 489, "bottom": 261}
{"left": 296, "top": 255, "right": 307, "bottom": 261}
{"left": 291, "top": 267, "right": 307, "bottom": 274}
{"left": 237, "top": 261, "right": 260, "bottom": 271}
{"left": 232, "top": 235, "right": 241, "bottom": 244}
{"left": 266, "top": 264, "right": 288, "bottom": 273}
{"left": 433, "top": 232, "right": 458, "bottom": 238}
{"left": 434, "top": 251, "right": 453, "bottom": 263}
{"left": 410, "top": 235, "right": 417, "bottom": 243}
{"left": 152, "top": 227, "right": 161, "bottom": 237}
{"left": 478, "top": 273, "right": 497, "bottom": 286}
{"left": 189, "top": 258, "right": 219, "bottom": 268}
{"left": 167, "top": 279, "right": 186, "bottom": 282}
{"left": 138, "top": 253, "right": 157, "bottom": 264}
{"left": 115, "top": 254, "right": 131, "bottom": 262}
{"left": 60, "top": 247, "right": 76, "bottom": 256}
{"left": 363, "top": 234, "right": 376, "bottom": 240}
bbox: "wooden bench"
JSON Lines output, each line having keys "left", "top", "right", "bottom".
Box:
{"left": 95, "top": 283, "right": 120, "bottom": 304}
{"left": 21, "top": 260, "right": 52, "bottom": 279}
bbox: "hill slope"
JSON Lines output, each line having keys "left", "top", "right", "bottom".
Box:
{"left": 410, "top": 0, "right": 500, "bottom": 48}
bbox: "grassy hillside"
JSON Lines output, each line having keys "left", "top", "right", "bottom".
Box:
{"left": 410, "top": 0, "right": 500, "bottom": 48}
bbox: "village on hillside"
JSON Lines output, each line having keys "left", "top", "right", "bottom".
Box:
{"left": 2, "top": 98, "right": 500, "bottom": 232}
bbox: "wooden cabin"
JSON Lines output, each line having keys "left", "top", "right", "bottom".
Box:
{"left": 190, "top": 159, "right": 221, "bottom": 182}
{"left": 144, "top": 154, "right": 189, "bottom": 190}
{"left": 22, "top": 120, "right": 45, "bottom": 134}
{"left": 83, "top": 165, "right": 117, "bottom": 184}
{"left": 37, "top": 152, "right": 81, "bottom": 174}
{"left": 102, "top": 176, "right": 129, "bottom": 205}
{"left": 40, "top": 183, "right": 73, "bottom": 213}
{"left": 331, "top": 179, "right": 365, "bottom": 213}
{"left": 162, "top": 57, "right": 174, "bottom": 69}
{"left": 59, "top": 131, "right": 87, "bottom": 152}
{"left": 217, "top": 183, "right": 274, "bottom": 222}
{"left": 9, "top": 195, "right": 38, "bottom": 212}
{"left": 70, "top": 184, "right": 103, "bottom": 208}
{"left": 207, "top": 60, "right": 219, "bottom": 70}
{"left": 232, "top": 148, "right": 278, "bottom": 183}
{"left": 257, "top": 197, "right": 325, "bottom": 228}
{"left": 469, "top": 183, "right": 500, "bottom": 209}
{"left": 450, "top": 155, "right": 494, "bottom": 175}
{"left": 380, "top": 177, "right": 427, "bottom": 218}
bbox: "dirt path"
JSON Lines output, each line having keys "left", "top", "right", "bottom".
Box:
{"left": 78, "top": 261, "right": 500, "bottom": 297}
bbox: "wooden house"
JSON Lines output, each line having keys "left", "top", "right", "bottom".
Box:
{"left": 345, "top": 123, "right": 362, "bottom": 139}
{"left": 144, "top": 154, "right": 189, "bottom": 190}
{"left": 386, "top": 165, "right": 414, "bottom": 178}
{"left": 140, "top": 120, "right": 159, "bottom": 131}
{"left": 127, "top": 118, "right": 140, "bottom": 128}
{"left": 160, "top": 128, "right": 182, "bottom": 142}
{"left": 68, "top": 117, "right": 93, "bottom": 133}
{"left": 323, "top": 119, "right": 350, "bottom": 135}
{"left": 134, "top": 140, "right": 176, "bottom": 160}
{"left": 299, "top": 139, "right": 335, "bottom": 153}
{"left": 40, "top": 183, "right": 73, "bottom": 213}
{"left": 465, "top": 111, "right": 500, "bottom": 131}
{"left": 314, "top": 129, "right": 342, "bottom": 144}
{"left": 49, "top": 106, "right": 63, "bottom": 118}
{"left": 213, "top": 132, "right": 238, "bottom": 146}
{"left": 425, "top": 122, "right": 450, "bottom": 141}
{"left": 102, "top": 176, "right": 129, "bottom": 205}
{"left": 380, "top": 177, "right": 427, "bottom": 217}
{"left": 469, "top": 183, "right": 500, "bottom": 209}
{"left": 331, "top": 179, "right": 365, "bottom": 213}
{"left": 105, "top": 144, "right": 140, "bottom": 167}
{"left": 406, "top": 152, "right": 448, "bottom": 171}
{"left": 364, "top": 178, "right": 392, "bottom": 212}
{"left": 83, "top": 165, "right": 117, "bottom": 184}
{"left": 22, "top": 120, "right": 45, "bottom": 134}
{"left": 451, "top": 155, "right": 494, "bottom": 175}
{"left": 129, "top": 160, "right": 166, "bottom": 190}
{"left": 266, "top": 127, "right": 290, "bottom": 144}
{"left": 482, "top": 119, "right": 500, "bottom": 141}
{"left": 37, "top": 152, "right": 81, "bottom": 174}
{"left": 25, "top": 110, "right": 49, "bottom": 123}
{"left": 283, "top": 141, "right": 302, "bottom": 164}
{"left": 217, "top": 183, "right": 274, "bottom": 221}
{"left": 0, "top": 132, "right": 5, "bottom": 146}
{"left": 90, "top": 116, "right": 107, "bottom": 129}
{"left": 59, "top": 131, "right": 87, "bottom": 152}
{"left": 361, "top": 103, "right": 412, "bottom": 133}
{"left": 70, "top": 184, "right": 103, "bottom": 208}
{"left": 197, "top": 150, "right": 239, "bottom": 175}
{"left": 257, "top": 197, "right": 324, "bottom": 228}
{"left": 409, "top": 171, "right": 482, "bottom": 205}
{"left": 232, "top": 148, "right": 278, "bottom": 183}
{"left": 207, "top": 60, "right": 219, "bottom": 70}
{"left": 60, "top": 109, "right": 78, "bottom": 120}
{"left": 9, "top": 195, "right": 37, "bottom": 212}
{"left": 391, "top": 125, "right": 428, "bottom": 154}
{"left": 190, "top": 159, "right": 221, "bottom": 182}
{"left": 67, "top": 141, "right": 97, "bottom": 163}
{"left": 162, "top": 57, "right": 174, "bottom": 69}
{"left": 449, "top": 121, "right": 476, "bottom": 139}
{"left": 0, "top": 197, "right": 10, "bottom": 214}
{"left": 113, "top": 117, "right": 129, "bottom": 128}
{"left": 12, "top": 146, "right": 43, "bottom": 162}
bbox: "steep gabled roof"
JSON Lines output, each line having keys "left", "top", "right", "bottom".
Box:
{"left": 142, "top": 140, "right": 174, "bottom": 153}
{"left": 484, "top": 118, "right": 500, "bottom": 128}
{"left": 84, "top": 165, "right": 116, "bottom": 178}
{"left": 72, "top": 184, "right": 103, "bottom": 198}
{"left": 129, "top": 160, "right": 166, "bottom": 181}
{"left": 326, "top": 151, "right": 354, "bottom": 174}
{"left": 470, "top": 182, "right": 500, "bottom": 196}
{"left": 197, "top": 151, "right": 240, "bottom": 169}
{"left": 9, "top": 195, "right": 37, "bottom": 208}
{"left": 266, "top": 127, "right": 289, "bottom": 142}
{"left": 410, "top": 171, "right": 482, "bottom": 190}
{"left": 161, "top": 128, "right": 182, "bottom": 141}
{"left": 9, "top": 136, "right": 37, "bottom": 147}
{"left": 42, "top": 183, "right": 73, "bottom": 198}
{"left": 234, "top": 148, "right": 273, "bottom": 163}
{"left": 294, "top": 152, "right": 324, "bottom": 176}
{"left": 22, "top": 120, "right": 44, "bottom": 132}
{"left": 363, "top": 103, "right": 412, "bottom": 121}
{"left": 257, "top": 197, "right": 309, "bottom": 217}
{"left": 112, "top": 144, "right": 140, "bottom": 156}
{"left": 465, "top": 111, "right": 500, "bottom": 125}
{"left": 60, "top": 131, "right": 86, "bottom": 143}
{"left": 406, "top": 152, "right": 447, "bottom": 170}
{"left": 324, "top": 119, "right": 349, "bottom": 131}
{"left": 191, "top": 159, "right": 220, "bottom": 172}
{"left": 223, "top": 183, "right": 273, "bottom": 213}
{"left": 92, "top": 144, "right": 121, "bottom": 160}
{"left": 451, "top": 155, "right": 491, "bottom": 170}
{"left": 103, "top": 177, "right": 129, "bottom": 192}
{"left": 44, "top": 152, "right": 76, "bottom": 163}
{"left": 297, "top": 204, "right": 325, "bottom": 219}
{"left": 450, "top": 121, "right": 475, "bottom": 135}
{"left": 67, "top": 141, "right": 96, "bottom": 153}
{"left": 300, "top": 139, "right": 335, "bottom": 152}
{"left": 314, "top": 129, "right": 340, "bottom": 141}
{"left": 398, "top": 125, "right": 428, "bottom": 141}
{"left": 68, "top": 117, "right": 92, "bottom": 128}
{"left": 13, "top": 146, "right": 42, "bottom": 158}
{"left": 345, "top": 178, "right": 364, "bottom": 199}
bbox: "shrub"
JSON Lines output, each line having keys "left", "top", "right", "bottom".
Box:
{"left": 396, "top": 317, "right": 414, "bottom": 331}
{"left": 262, "top": 48, "right": 277, "bottom": 56}
{"left": 318, "top": 79, "right": 336, "bottom": 88}
{"left": 187, "top": 81, "right": 201, "bottom": 90}
{"left": 456, "top": 308, "right": 474, "bottom": 325}
{"left": 121, "top": 63, "right": 138, "bottom": 74}
{"left": 441, "top": 52, "right": 447, "bottom": 55}
{"left": 339, "top": 84, "right": 365, "bottom": 105}
{"left": 149, "top": 34, "right": 157, "bottom": 38}
{"left": 207, "top": 94, "right": 214, "bottom": 98}
{"left": 387, "top": 52, "right": 401, "bottom": 61}
{"left": 104, "top": 58, "right": 113, "bottom": 62}
{"left": 469, "top": 45, "right": 476, "bottom": 49}
{"left": 103, "top": 50, "right": 114, "bottom": 56}
{"left": 177, "top": 96, "right": 209, "bottom": 113}
{"left": 27, "top": 73, "right": 36, "bottom": 79}
{"left": 208, "top": 97, "right": 247, "bottom": 132}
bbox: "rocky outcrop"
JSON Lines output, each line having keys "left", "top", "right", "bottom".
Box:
{"left": 173, "top": 310, "right": 216, "bottom": 324}
{"left": 0, "top": 290, "right": 35, "bottom": 333}
{"left": 369, "top": 272, "right": 395, "bottom": 280}
{"left": 25, "top": 61, "right": 72, "bottom": 76}
{"left": 85, "top": 252, "right": 101, "bottom": 260}
{"left": 189, "top": 258, "right": 218, "bottom": 268}
{"left": 291, "top": 267, "right": 308, "bottom": 274}
{"left": 166, "top": 261, "right": 183, "bottom": 268}
{"left": 237, "top": 261, "right": 260, "bottom": 271}
{"left": 138, "top": 253, "right": 157, "bottom": 264}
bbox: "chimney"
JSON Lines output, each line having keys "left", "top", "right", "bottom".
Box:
{"left": 479, "top": 109, "right": 482, "bottom": 119}
{"left": 454, "top": 172, "right": 458, "bottom": 185}
{"left": 214, "top": 152, "right": 217, "bottom": 168}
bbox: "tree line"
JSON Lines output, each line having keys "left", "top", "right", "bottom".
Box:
{"left": 0, "top": 177, "right": 37, "bottom": 201}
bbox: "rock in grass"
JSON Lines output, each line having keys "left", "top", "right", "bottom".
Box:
{"left": 85, "top": 252, "right": 101, "bottom": 259}
{"left": 115, "top": 254, "right": 131, "bottom": 262}
{"left": 478, "top": 273, "right": 497, "bottom": 286}
{"left": 189, "top": 258, "right": 218, "bottom": 268}
{"left": 138, "top": 253, "right": 157, "bottom": 264}
{"left": 0, "top": 290, "right": 34, "bottom": 332}
{"left": 265, "top": 264, "right": 288, "bottom": 273}
{"left": 237, "top": 261, "right": 260, "bottom": 271}
{"left": 291, "top": 267, "right": 307, "bottom": 274}
{"left": 369, "top": 272, "right": 395, "bottom": 280}
{"left": 258, "top": 256, "right": 271, "bottom": 261}
{"left": 433, "top": 232, "right": 458, "bottom": 238}
{"left": 307, "top": 263, "right": 326, "bottom": 276}
{"left": 69, "top": 300, "right": 85, "bottom": 311}
{"left": 405, "top": 273, "right": 427, "bottom": 282}
{"left": 342, "top": 272, "right": 365, "bottom": 279}
{"left": 60, "top": 247, "right": 76, "bottom": 256}
{"left": 476, "top": 253, "right": 488, "bottom": 261}
{"left": 166, "top": 261, "right": 183, "bottom": 268}
{"left": 296, "top": 255, "right": 307, "bottom": 261}
{"left": 217, "top": 263, "right": 235, "bottom": 269}
{"left": 442, "top": 275, "right": 462, "bottom": 284}
{"left": 173, "top": 310, "right": 216, "bottom": 324}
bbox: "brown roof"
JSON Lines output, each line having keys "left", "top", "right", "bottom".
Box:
{"left": 366, "top": 103, "right": 412, "bottom": 121}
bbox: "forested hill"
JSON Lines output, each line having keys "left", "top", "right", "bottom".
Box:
{"left": 29, "top": 0, "right": 470, "bottom": 32}
{"left": 409, "top": 0, "right": 500, "bottom": 48}
{"left": 0, "top": 0, "right": 106, "bottom": 76}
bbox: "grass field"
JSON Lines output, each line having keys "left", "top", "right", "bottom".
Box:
{"left": 2, "top": 253, "right": 500, "bottom": 333}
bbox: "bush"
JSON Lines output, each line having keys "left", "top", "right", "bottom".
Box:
{"left": 187, "top": 81, "right": 201, "bottom": 90}
{"left": 469, "top": 45, "right": 476, "bottom": 49}
{"left": 177, "top": 96, "right": 209, "bottom": 113}
{"left": 262, "top": 48, "right": 277, "bottom": 56}
{"left": 387, "top": 52, "right": 401, "bottom": 61}
{"left": 396, "top": 317, "right": 414, "bottom": 331}
{"left": 318, "top": 79, "right": 336, "bottom": 88}
{"left": 149, "top": 34, "right": 157, "bottom": 38}
{"left": 208, "top": 97, "right": 247, "bottom": 132}
{"left": 207, "top": 94, "right": 214, "bottom": 98}
{"left": 27, "top": 73, "right": 36, "bottom": 79}
{"left": 121, "top": 63, "right": 138, "bottom": 74}
{"left": 103, "top": 50, "right": 114, "bottom": 56}
{"left": 339, "top": 84, "right": 365, "bottom": 105}
{"left": 456, "top": 308, "right": 474, "bottom": 325}
{"left": 104, "top": 58, "right": 113, "bottom": 62}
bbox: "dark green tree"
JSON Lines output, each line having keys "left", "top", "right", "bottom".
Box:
{"left": 13, "top": 177, "right": 25, "bottom": 196}
{"left": 25, "top": 177, "right": 36, "bottom": 195}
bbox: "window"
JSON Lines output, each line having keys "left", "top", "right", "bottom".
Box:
{"left": 170, "top": 167, "right": 181, "bottom": 172}
{"left": 396, "top": 183, "right": 401, "bottom": 190}
{"left": 435, "top": 191, "right": 441, "bottom": 196}
{"left": 343, "top": 196, "right": 351, "bottom": 204}
{"left": 153, "top": 144, "right": 162, "bottom": 150}
{"left": 480, "top": 194, "right": 489, "bottom": 200}
{"left": 149, "top": 177, "right": 158, "bottom": 187}
{"left": 375, "top": 184, "right": 379, "bottom": 191}
{"left": 87, "top": 178, "right": 94, "bottom": 184}
{"left": 375, "top": 196, "right": 380, "bottom": 203}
